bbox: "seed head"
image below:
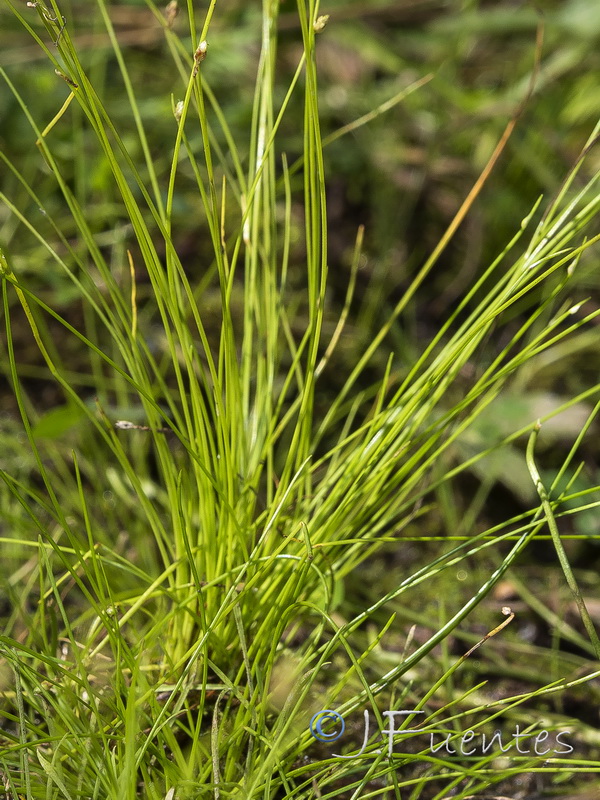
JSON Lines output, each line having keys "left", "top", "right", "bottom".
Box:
{"left": 193, "top": 40, "right": 208, "bottom": 76}
{"left": 194, "top": 40, "right": 208, "bottom": 62}
{"left": 313, "top": 14, "right": 330, "bottom": 32}
{"left": 164, "top": 1, "right": 178, "bottom": 28}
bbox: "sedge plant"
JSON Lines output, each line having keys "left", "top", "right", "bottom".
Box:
{"left": 1, "top": 0, "right": 600, "bottom": 798}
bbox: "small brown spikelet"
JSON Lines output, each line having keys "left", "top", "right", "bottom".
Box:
{"left": 193, "top": 40, "right": 208, "bottom": 76}
{"left": 194, "top": 40, "right": 208, "bottom": 62}
{"left": 164, "top": 1, "right": 178, "bottom": 28}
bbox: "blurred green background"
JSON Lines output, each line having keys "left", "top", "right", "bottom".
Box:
{"left": 1, "top": 3, "right": 600, "bottom": 795}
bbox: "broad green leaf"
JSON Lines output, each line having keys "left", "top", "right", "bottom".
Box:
{"left": 32, "top": 403, "right": 86, "bottom": 439}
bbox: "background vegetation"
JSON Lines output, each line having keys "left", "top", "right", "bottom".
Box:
{"left": 1, "top": 1, "right": 600, "bottom": 798}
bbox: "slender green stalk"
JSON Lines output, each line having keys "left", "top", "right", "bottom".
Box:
{"left": 526, "top": 422, "right": 600, "bottom": 659}
{"left": 1, "top": 0, "right": 600, "bottom": 797}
